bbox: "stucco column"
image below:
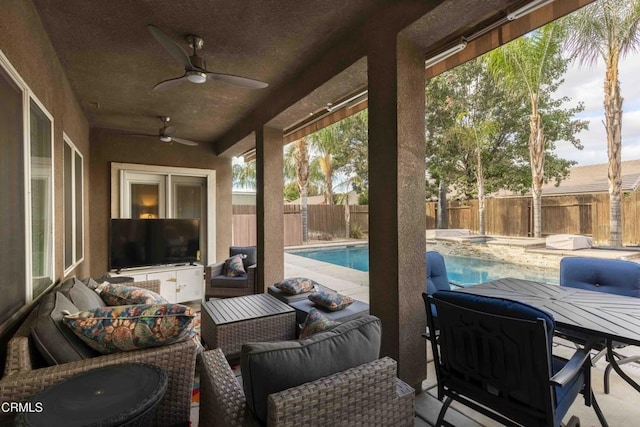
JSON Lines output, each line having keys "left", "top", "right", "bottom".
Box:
{"left": 367, "top": 34, "right": 427, "bottom": 390}
{"left": 255, "top": 126, "right": 284, "bottom": 292}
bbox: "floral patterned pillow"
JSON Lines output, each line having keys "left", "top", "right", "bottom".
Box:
{"left": 274, "top": 277, "right": 318, "bottom": 295}
{"left": 62, "top": 304, "right": 195, "bottom": 354}
{"left": 308, "top": 291, "right": 354, "bottom": 311}
{"left": 299, "top": 308, "right": 339, "bottom": 339}
{"left": 98, "top": 283, "right": 168, "bottom": 306}
{"left": 225, "top": 254, "right": 246, "bottom": 277}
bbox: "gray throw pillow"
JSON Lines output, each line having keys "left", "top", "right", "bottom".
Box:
{"left": 58, "top": 277, "right": 106, "bottom": 311}
{"left": 240, "top": 315, "right": 381, "bottom": 424}
{"left": 31, "top": 292, "right": 99, "bottom": 365}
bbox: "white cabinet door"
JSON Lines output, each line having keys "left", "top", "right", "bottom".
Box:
{"left": 176, "top": 266, "right": 203, "bottom": 303}
{"left": 147, "top": 270, "right": 178, "bottom": 303}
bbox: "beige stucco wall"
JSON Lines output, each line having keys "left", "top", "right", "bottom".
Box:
{"left": 89, "top": 129, "right": 232, "bottom": 277}
{"left": 0, "top": 0, "right": 233, "bottom": 282}
{"left": 0, "top": 0, "right": 91, "bottom": 282}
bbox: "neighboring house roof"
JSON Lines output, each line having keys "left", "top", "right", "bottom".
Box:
{"left": 494, "top": 159, "right": 640, "bottom": 198}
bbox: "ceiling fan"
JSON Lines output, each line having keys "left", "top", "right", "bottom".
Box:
{"left": 123, "top": 116, "right": 199, "bottom": 146}
{"left": 148, "top": 24, "right": 269, "bottom": 92}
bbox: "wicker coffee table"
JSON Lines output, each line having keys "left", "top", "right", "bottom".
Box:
{"left": 200, "top": 293, "right": 296, "bottom": 359}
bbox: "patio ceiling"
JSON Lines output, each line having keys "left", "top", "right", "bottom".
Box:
{"left": 31, "top": 0, "right": 529, "bottom": 157}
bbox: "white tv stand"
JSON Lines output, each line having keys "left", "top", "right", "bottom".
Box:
{"left": 110, "top": 264, "right": 204, "bottom": 304}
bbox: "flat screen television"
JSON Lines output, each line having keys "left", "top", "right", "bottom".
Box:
{"left": 109, "top": 218, "right": 200, "bottom": 271}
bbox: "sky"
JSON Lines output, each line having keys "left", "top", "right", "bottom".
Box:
{"left": 555, "top": 51, "right": 640, "bottom": 166}
{"left": 232, "top": 50, "right": 640, "bottom": 174}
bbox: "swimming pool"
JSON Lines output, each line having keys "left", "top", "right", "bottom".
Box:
{"left": 288, "top": 245, "right": 559, "bottom": 286}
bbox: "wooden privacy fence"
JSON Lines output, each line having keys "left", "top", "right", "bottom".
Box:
{"left": 232, "top": 204, "right": 368, "bottom": 246}
{"left": 233, "top": 192, "right": 640, "bottom": 247}
{"left": 425, "top": 193, "right": 640, "bottom": 246}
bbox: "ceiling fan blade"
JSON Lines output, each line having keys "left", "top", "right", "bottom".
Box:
{"left": 163, "top": 125, "right": 176, "bottom": 136}
{"left": 206, "top": 72, "right": 268, "bottom": 89}
{"left": 147, "top": 25, "right": 193, "bottom": 68}
{"left": 171, "top": 136, "right": 199, "bottom": 146}
{"left": 121, "top": 133, "right": 155, "bottom": 138}
{"left": 152, "top": 75, "right": 189, "bottom": 92}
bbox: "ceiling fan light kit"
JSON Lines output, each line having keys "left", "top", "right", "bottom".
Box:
{"left": 147, "top": 24, "right": 268, "bottom": 91}
{"left": 186, "top": 70, "right": 207, "bottom": 84}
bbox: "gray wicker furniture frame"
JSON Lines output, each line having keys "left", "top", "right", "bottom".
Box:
{"left": 0, "top": 280, "right": 198, "bottom": 427}
{"left": 197, "top": 348, "right": 415, "bottom": 427}
{"left": 200, "top": 293, "right": 296, "bottom": 359}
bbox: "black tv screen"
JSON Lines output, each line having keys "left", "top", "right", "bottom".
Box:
{"left": 109, "top": 219, "right": 200, "bottom": 271}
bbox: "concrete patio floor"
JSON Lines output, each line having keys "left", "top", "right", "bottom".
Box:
{"left": 284, "top": 249, "right": 640, "bottom": 426}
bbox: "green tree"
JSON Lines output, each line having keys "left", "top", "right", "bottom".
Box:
{"left": 487, "top": 23, "right": 586, "bottom": 237}
{"left": 332, "top": 110, "right": 369, "bottom": 196}
{"left": 562, "top": 0, "right": 640, "bottom": 247}
{"left": 427, "top": 57, "right": 527, "bottom": 234}
{"left": 232, "top": 161, "right": 256, "bottom": 190}
{"left": 308, "top": 126, "right": 339, "bottom": 205}
{"left": 426, "top": 48, "right": 586, "bottom": 234}
{"left": 284, "top": 139, "right": 324, "bottom": 241}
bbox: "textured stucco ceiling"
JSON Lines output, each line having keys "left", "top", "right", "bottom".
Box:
{"left": 30, "top": 0, "right": 518, "bottom": 156}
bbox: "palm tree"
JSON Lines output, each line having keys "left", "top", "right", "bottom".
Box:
{"left": 563, "top": 0, "right": 640, "bottom": 247}
{"left": 232, "top": 161, "right": 256, "bottom": 190}
{"left": 487, "top": 24, "right": 566, "bottom": 238}
{"left": 294, "top": 139, "right": 310, "bottom": 242}
{"left": 309, "top": 125, "right": 340, "bottom": 205}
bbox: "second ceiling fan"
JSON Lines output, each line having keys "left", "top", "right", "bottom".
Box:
{"left": 123, "top": 116, "right": 199, "bottom": 146}
{"left": 148, "top": 24, "right": 269, "bottom": 92}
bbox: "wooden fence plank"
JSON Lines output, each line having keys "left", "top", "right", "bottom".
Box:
{"left": 233, "top": 192, "right": 640, "bottom": 246}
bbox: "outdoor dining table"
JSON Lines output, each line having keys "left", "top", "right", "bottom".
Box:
{"left": 456, "top": 277, "right": 640, "bottom": 393}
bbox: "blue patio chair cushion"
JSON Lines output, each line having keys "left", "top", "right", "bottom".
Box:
{"left": 431, "top": 291, "right": 581, "bottom": 426}
{"left": 427, "top": 251, "right": 450, "bottom": 295}
{"left": 241, "top": 315, "right": 381, "bottom": 424}
{"left": 560, "top": 257, "right": 640, "bottom": 298}
{"left": 553, "top": 357, "right": 584, "bottom": 421}
{"left": 433, "top": 290, "right": 555, "bottom": 345}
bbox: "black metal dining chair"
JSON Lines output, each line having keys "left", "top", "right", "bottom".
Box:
{"left": 423, "top": 290, "right": 607, "bottom": 427}
{"left": 560, "top": 256, "right": 640, "bottom": 393}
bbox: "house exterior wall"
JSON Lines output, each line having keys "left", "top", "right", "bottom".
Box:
{"left": 89, "top": 129, "right": 232, "bottom": 277}
{"left": 0, "top": 0, "right": 91, "bottom": 281}
{"left": 0, "top": 0, "right": 234, "bottom": 284}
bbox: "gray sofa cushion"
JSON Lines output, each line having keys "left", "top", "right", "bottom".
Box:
{"left": 31, "top": 292, "right": 99, "bottom": 365}
{"left": 58, "top": 277, "right": 106, "bottom": 311}
{"left": 240, "top": 314, "right": 381, "bottom": 424}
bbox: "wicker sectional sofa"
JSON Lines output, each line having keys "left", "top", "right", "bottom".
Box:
{"left": 0, "top": 279, "right": 198, "bottom": 427}
{"left": 197, "top": 315, "right": 415, "bottom": 427}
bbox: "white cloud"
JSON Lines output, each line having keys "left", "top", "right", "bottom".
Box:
{"left": 555, "top": 51, "right": 640, "bottom": 165}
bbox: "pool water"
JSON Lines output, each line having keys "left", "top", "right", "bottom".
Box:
{"left": 288, "top": 246, "right": 559, "bottom": 286}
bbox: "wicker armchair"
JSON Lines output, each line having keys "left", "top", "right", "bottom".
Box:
{"left": 205, "top": 246, "right": 257, "bottom": 299}
{"left": 197, "top": 348, "right": 415, "bottom": 427}
{"left": 0, "top": 280, "right": 198, "bottom": 427}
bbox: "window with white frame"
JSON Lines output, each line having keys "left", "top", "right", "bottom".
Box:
{"left": 0, "top": 50, "right": 55, "bottom": 329}
{"left": 64, "top": 135, "right": 84, "bottom": 272}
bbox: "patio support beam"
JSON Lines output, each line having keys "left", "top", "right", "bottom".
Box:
{"left": 255, "top": 126, "right": 285, "bottom": 292}
{"left": 367, "top": 33, "right": 427, "bottom": 391}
